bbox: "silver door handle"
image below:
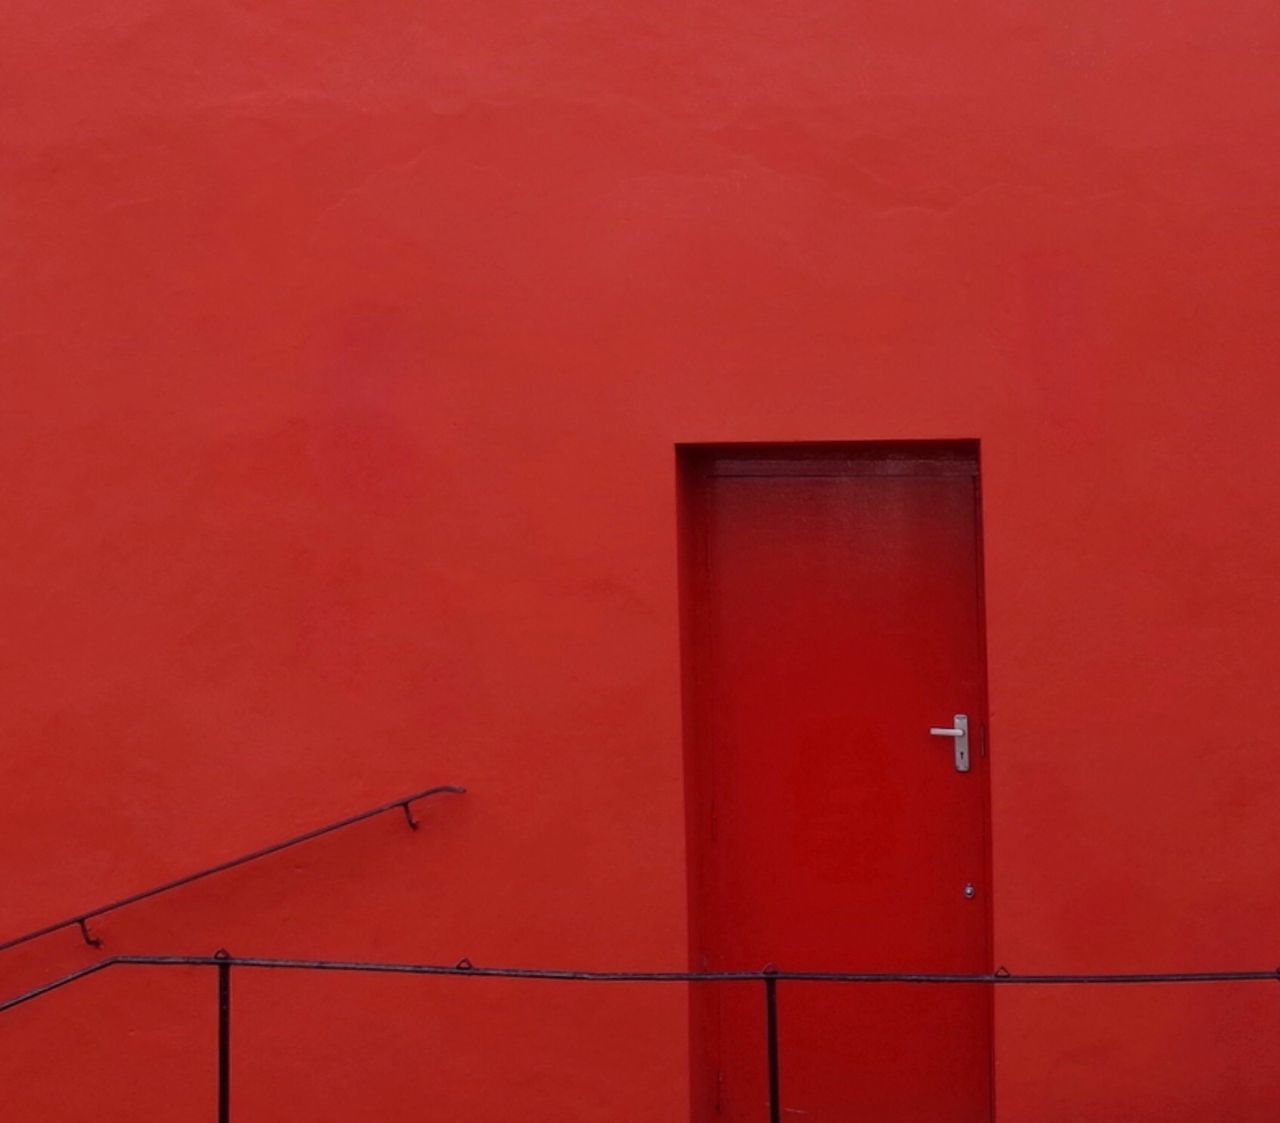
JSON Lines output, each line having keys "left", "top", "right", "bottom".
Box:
{"left": 929, "top": 714, "right": 970, "bottom": 772}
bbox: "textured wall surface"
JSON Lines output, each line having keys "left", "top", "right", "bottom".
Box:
{"left": 3, "top": 2, "right": 1279, "bottom": 1119}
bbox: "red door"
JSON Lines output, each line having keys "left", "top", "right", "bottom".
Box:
{"left": 682, "top": 444, "right": 992, "bottom": 1122}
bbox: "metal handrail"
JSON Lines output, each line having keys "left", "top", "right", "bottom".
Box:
{"left": 3, "top": 952, "right": 1277, "bottom": 1123}
{"left": 4, "top": 953, "right": 1278, "bottom": 1013}
{"left": 0, "top": 784, "right": 465, "bottom": 954}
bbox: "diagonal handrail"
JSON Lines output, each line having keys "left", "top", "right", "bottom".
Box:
{"left": 0, "top": 784, "right": 465, "bottom": 954}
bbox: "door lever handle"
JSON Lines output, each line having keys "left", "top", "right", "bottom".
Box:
{"left": 929, "top": 714, "right": 970, "bottom": 773}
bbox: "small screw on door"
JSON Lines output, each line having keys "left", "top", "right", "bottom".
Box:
{"left": 963, "top": 883, "right": 976, "bottom": 899}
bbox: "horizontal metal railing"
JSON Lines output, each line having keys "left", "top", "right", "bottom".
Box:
{"left": 0, "top": 785, "right": 465, "bottom": 954}
{"left": 4, "top": 952, "right": 1277, "bottom": 1123}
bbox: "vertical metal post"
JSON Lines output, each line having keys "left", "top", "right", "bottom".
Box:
{"left": 764, "top": 974, "right": 780, "bottom": 1123}
{"left": 216, "top": 950, "right": 231, "bottom": 1123}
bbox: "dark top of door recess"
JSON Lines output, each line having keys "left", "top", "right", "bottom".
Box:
{"left": 681, "top": 441, "right": 979, "bottom": 480}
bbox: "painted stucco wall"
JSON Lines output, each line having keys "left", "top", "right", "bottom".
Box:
{"left": 3, "top": 2, "right": 1278, "bottom": 1119}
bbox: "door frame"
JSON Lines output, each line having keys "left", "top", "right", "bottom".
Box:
{"left": 676, "top": 440, "right": 996, "bottom": 1121}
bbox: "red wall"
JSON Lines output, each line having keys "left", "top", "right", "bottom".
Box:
{"left": 3, "top": 2, "right": 1279, "bottom": 1119}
